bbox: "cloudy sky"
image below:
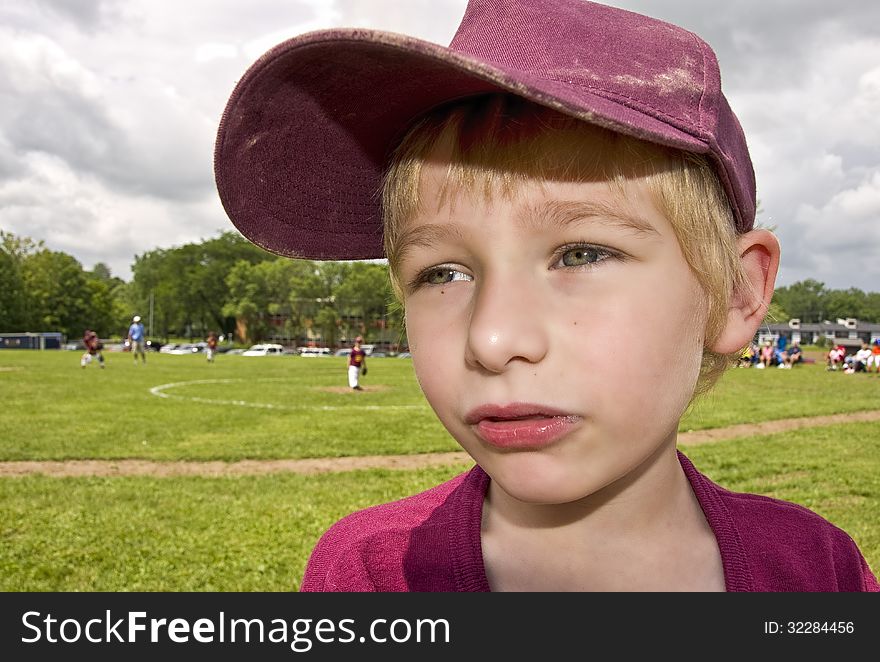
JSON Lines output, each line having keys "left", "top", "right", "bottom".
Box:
{"left": 1, "top": 0, "right": 878, "bottom": 290}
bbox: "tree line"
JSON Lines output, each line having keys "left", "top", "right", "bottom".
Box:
{"left": 0, "top": 230, "right": 402, "bottom": 346}
{"left": 1, "top": 230, "right": 878, "bottom": 344}
{"left": 771, "top": 279, "right": 880, "bottom": 325}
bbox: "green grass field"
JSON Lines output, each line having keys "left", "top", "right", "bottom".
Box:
{"left": 0, "top": 349, "right": 878, "bottom": 590}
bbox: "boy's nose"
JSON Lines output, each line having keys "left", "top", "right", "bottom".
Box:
{"left": 465, "top": 275, "right": 549, "bottom": 373}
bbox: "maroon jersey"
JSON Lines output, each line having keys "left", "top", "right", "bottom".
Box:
{"left": 83, "top": 330, "right": 100, "bottom": 354}
{"left": 349, "top": 347, "right": 366, "bottom": 367}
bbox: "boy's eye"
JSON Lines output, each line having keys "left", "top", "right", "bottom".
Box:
{"left": 417, "top": 266, "right": 473, "bottom": 287}
{"left": 557, "top": 245, "right": 613, "bottom": 268}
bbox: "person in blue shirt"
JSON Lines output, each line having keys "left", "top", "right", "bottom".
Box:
{"left": 776, "top": 333, "right": 788, "bottom": 353}
{"left": 127, "top": 315, "right": 146, "bottom": 365}
{"left": 785, "top": 341, "right": 803, "bottom": 368}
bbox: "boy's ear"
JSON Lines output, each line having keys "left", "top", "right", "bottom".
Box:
{"left": 709, "top": 229, "right": 781, "bottom": 355}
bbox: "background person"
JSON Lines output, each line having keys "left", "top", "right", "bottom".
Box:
{"left": 737, "top": 342, "right": 756, "bottom": 368}
{"left": 852, "top": 342, "right": 872, "bottom": 373}
{"left": 870, "top": 340, "right": 880, "bottom": 374}
{"left": 773, "top": 346, "right": 788, "bottom": 369}
{"left": 348, "top": 336, "right": 367, "bottom": 391}
{"left": 826, "top": 344, "right": 845, "bottom": 371}
{"left": 784, "top": 341, "right": 802, "bottom": 368}
{"left": 776, "top": 332, "right": 788, "bottom": 356}
{"left": 206, "top": 331, "right": 218, "bottom": 363}
{"left": 80, "top": 329, "right": 104, "bottom": 369}
{"left": 127, "top": 315, "right": 146, "bottom": 365}
{"left": 759, "top": 341, "right": 774, "bottom": 368}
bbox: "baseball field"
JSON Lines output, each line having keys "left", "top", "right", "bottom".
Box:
{"left": 1, "top": 350, "right": 878, "bottom": 590}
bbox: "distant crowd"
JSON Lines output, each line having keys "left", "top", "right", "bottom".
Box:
{"left": 738, "top": 335, "right": 802, "bottom": 369}
{"left": 738, "top": 334, "right": 880, "bottom": 374}
{"left": 826, "top": 340, "right": 880, "bottom": 374}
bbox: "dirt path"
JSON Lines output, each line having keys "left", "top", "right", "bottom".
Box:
{"left": 2, "top": 410, "right": 879, "bottom": 478}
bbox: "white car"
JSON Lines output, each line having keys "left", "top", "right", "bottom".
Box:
{"left": 166, "top": 343, "right": 204, "bottom": 355}
{"left": 299, "top": 347, "right": 331, "bottom": 357}
{"left": 242, "top": 343, "right": 285, "bottom": 356}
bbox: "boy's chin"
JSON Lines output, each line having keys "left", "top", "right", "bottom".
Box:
{"left": 486, "top": 457, "right": 612, "bottom": 506}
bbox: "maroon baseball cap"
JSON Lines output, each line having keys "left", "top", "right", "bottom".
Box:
{"left": 215, "top": 0, "right": 755, "bottom": 260}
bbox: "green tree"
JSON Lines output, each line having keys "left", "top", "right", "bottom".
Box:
{"left": 772, "top": 279, "right": 828, "bottom": 322}
{"left": 21, "top": 250, "right": 98, "bottom": 337}
{"left": 90, "top": 262, "right": 114, "bottom": 283}
{"left": 863, "top": 292, "right": 880, "bottom": 323}
{"left": 131, "top": 231, "right": 268, "bottom": 340}
{"left": 288, "top": 261, "right": 350, "bottom": 345}
{"left": 1, "top": 232, "right": 44, "bottom": 261}
{"left": 334, "top": 261, "right": 397, "bottom": 342}
{"left": 0, "top": 247, "right": 30, "bottom": 330}
{"left": 222, "top": 258, "right": 306, "bottom": 342}
{"left": 88, "top": 263, "right": 130, "bottom": 336}
{"left": 130, "top": 247, "right": 184, "bottom": 340}
{"left": 823, "top": 287, "right": 868, "bottom": 321}
{"left": 0, "top": 231, "right": 44, "bottom": 330}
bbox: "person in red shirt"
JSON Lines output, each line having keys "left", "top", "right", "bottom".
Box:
{"left": 80, "top": 329, "right": 104, "bottom": 369}
{"left": 870, "top": 340, "right": 880, "bottom": 373}
{"left": 348, "top": 336, "right": 367, "bottom": 391}
{"left": 206, "top": 331, "right": 219, "bottom": 363}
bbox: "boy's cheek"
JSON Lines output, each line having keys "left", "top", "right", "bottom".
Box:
{"left": 405, "top": 310, "right": 458, "bottom": 375}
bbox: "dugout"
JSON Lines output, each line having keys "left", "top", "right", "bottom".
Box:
{"left": 0, "top": 332, "right": 64, "bottom": 350}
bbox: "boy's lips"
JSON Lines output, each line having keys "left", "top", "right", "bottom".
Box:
{"left": 464, "top": 403, "right": 582, "bottom": 449}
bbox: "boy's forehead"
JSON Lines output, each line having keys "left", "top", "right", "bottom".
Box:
{"left": 410, "top": 160, "right": 666, "bottom": 236}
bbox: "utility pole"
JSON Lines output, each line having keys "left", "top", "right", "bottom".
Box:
{"left": 149, "top": 291, "right": 154, "bottom": 338}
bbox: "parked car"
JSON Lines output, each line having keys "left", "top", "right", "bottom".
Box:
{"left": 242, "top": 343, "right": 285, "bottom": 356}
{"left": 225, "top": 348, "right": 245, "bottom": 355}
{"left": 299, "top": 347, "right": 331, "bottom": 357}
{"left": 370, "top": 352, "right": 387, "bottom": 358}
{"left": 166, "top": 343, "right": 203, "bottom": 355}
{"left": 158, "top": 343, "right": 179, "bottom": 354}
{"left": 334, "top": 348, "right": 352, "bottom": 357}
{"left": 102, "top": 342, "right": 127, "bottom": 352}
{"left": 397, "top": 352, "right": 412, "bottom": 358}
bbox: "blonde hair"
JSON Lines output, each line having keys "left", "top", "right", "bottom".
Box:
{"left": 382, "top": 94, "right": 748, "bottom": 393}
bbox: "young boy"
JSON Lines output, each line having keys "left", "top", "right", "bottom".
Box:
{"left": 206, "top": 331, "right": 219, "bottom": 363}
{"left": 215, "top": 0, "right": 878, "bottom": 591}
{"left": 80, "top": 329, "right": 105, "bottom": 369}
{"left": 348, "top": 336, "right": 367, "bottom": 391}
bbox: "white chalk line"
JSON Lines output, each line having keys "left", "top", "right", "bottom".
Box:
{"left": 149, "top": 379, "right": 426, "bottom": 411}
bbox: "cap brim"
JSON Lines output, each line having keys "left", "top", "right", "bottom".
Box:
{"left": 215, "top": 29, "right": 713, "bottom": 261}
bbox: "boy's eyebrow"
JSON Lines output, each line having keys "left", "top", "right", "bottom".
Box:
{"left": 394, "top": 222, "right": 466, "bottom": 265}
{"left": 395, "top": 198, "right": 660, "bottom": 264}
{"left": 519, "top": 199, "right": 661, "bottom": 237}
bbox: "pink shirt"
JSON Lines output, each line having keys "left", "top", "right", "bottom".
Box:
{"left": 301, "top": 452, "right": 879, "bottom": 592}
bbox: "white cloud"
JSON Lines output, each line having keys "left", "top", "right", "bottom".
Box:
{"left": 195, "top": 43, "right": 238, "bottom": 64}
{"left": 781, "top": 171, "right": 880, "bottom": 285}
{"left": 0, "top": 151, "right": 226, "bottom": 276}
{"left": 733, "top": 31, "right": 880, "bottom": 289}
